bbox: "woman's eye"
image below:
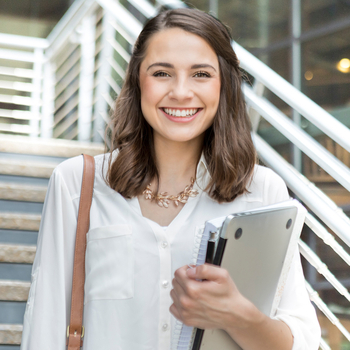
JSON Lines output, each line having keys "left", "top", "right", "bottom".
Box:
{"left": 153, "top": 71, "right": 170, "bottom": 77}
{"left": 193, "top": 71, "right": 211, "bottom": 78}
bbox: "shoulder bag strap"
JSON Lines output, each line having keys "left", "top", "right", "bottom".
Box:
{"left": 67, "top": 154, "right": 95, "bottom": 350}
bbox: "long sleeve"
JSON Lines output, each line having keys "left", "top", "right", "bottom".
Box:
{"left": 263, "top": 167, "right": 321, "bottom": 349}
{"left": 21, "top": 164, "right": 81, "bottom": 349}
{"left": 273, "top": 249, "right": 321, "bottom": 350}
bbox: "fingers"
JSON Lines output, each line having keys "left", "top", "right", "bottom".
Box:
{"left": 187, "top": 264, "right": 231, "bottom": 285}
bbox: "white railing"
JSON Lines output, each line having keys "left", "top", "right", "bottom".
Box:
{"left": 1, "top": 0, "right": 350, "bottom": 348}
{"left": 0, "top": 33, "right": 47, "bottom": 136}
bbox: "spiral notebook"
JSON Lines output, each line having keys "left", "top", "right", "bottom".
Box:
{"left": 171, "top": 199, "right": 306, "bottom": 350}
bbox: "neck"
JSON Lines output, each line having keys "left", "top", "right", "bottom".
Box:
{"left": 153, "top": 135, "right": 203, "bottom": 190}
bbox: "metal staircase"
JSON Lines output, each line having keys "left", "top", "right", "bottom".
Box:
{"left": 0, "top": 0, "right": 349, "bottom": 348}
{"left": 0, "top": 135, "right": 103, "bottom": 348}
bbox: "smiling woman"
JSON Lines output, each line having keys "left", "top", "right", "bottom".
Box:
{"left": 20, "top": 7, "right": 321, "bottom": 350}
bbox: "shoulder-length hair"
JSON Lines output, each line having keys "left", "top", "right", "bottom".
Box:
{"left": 106, "top": 8, "right": 256, "bottom": 203}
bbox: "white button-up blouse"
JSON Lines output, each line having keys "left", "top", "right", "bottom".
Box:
{"left": 20, "top": 153, "right": 321, "bottom": 350}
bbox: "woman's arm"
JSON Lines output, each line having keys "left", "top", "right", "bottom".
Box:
{"left": 170, "top": 264, "right": 294, "bottom": 350}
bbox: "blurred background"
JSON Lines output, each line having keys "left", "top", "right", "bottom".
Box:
{"left": 0, "top": 0, "right": 349, "bottom": 349}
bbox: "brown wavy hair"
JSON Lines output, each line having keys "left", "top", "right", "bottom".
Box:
{"left": 105, "top": 8, "right": 256, "bottom": 203}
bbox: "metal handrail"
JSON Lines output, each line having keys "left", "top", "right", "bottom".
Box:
{"left": 233, "top": 41, "right": 350, "bottom": 154}
{"left": 96, "top": 0, "right": 142, "bottom": 38}
{"left": 252, "top": 133, "right": 350, "bottom": 247}
{"left": 306, "top": 213, "right": 350, "bottom": 267}
{"left": 46, "top": 0, "right": 94, "bottom": 47}
{"left": 299, "top": 240, "right": 350, "bottom": 303}
{"left": 0, "top": 33, "right": 48, "bottom": 49}
{"left": 243, "top": 84, "right": 350, "bottom": 192}
{"left": 306, "top": 282, "right": 350, "bottom": 342}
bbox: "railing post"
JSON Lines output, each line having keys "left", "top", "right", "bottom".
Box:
{"left": 30, "top": 48, "right": 43, "bottom": 137}
{"left": 248, "top": 80, "right": 265, "bottom": 133}
{"left": 41, "top": 59, "right": 55, "bottom": 138}
{"left": 291, "top": 0, "right": 302, "bottom": 172}
{"left": 78, "top": 14, "right": 96, "bottom": 141}
{"left": 93, "top": 12, "right": 114, "bottom": 143}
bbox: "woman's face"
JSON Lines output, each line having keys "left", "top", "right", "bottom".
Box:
{"left": 139, "top": 28, "right": 221, "bottom": 145}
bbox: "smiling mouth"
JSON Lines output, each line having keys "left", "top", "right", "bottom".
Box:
{"left": 161, "top": 108, "right": 202, "bottom": 117}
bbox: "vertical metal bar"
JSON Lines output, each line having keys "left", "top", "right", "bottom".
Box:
{"left": 209, "top": 0, "right": 218, "bottom": 17}
{"left": 249, "top": 81, "right": 265, "bottom": 132}
{"left": 30, "top": 48, "right": 43, "bottom": 137}
{"left": 41, "top": 60, "right": 55, "bottom": 138}
{"left": 292, "top": 0, "right": 302, "bottom": 172}
{"left": 78, "top": 14, "right": 96, "bottom": 141}
{"left": 258, "top": 0, "right": 270, "bottom": 64}
{"left": 93, "top": 12, "right": 114, "bottom": 142}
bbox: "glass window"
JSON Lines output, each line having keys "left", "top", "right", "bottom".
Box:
{"left": 0, "top": 0, "right": 72, "bottom": 37}
{"left": 302, "top": 27, "right": 350, "bottom": 113}
{"left": 218, "top": 0, "right": 291, "bottom": 48}
{"left": 185, "top": 0, "right": 291, "bottom": 49}
{"left": 302, "top": 0, "right": 350, "bottom": 32}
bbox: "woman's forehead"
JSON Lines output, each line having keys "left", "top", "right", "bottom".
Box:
{"left": 141, "top": 28, "right": 219, "bottom": 69}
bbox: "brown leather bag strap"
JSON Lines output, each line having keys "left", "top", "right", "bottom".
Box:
{"left": 67, "top": 154, "right": 95, "bottom": 350}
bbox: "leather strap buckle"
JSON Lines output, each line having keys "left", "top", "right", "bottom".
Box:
{"left": 67, "top": 326, "right": 85, "bottom": 338}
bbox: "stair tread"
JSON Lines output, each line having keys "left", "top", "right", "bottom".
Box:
{"left": 0, "top": 134, "right": 104, "bottom": 157}
{"left": 0, "top": 158, "right": 57, "bottom": 178}
{"left": 0, "top": 280, "right": 31, "bottom": 302}
{"left": 0, "top": 212, "right": 41, "bottom": 231}
{"left": 0, "top": 243, "right": 36, "bottom": 264}
{"left": 0, "top": 324, "right": 22, "bottom": 345}
{"left": 0, "top": 182, "right": 47, "bottom": 202}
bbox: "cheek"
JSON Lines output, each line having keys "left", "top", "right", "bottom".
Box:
{"left": 201, "top": 81, "right": 221, "bottom": 108}
{"left": 140, "top": 76, "right": 162, "bottom": 107}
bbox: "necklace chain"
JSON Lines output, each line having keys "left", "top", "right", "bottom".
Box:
{"left": 143, "top": 178, "right": 199, "bottom": 208}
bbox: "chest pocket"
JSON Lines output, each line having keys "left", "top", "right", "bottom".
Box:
{"left": 84, "top": 224, "right": 133, "bottom": 303}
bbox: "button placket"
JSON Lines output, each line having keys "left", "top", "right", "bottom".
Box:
{"left": 144, "top": 219, "right": 172, "bottom": 349}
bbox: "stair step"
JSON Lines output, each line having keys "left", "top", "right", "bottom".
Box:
{"left": 0, "top": 159, "right": 57, "bottom": 178}
{"left": 0, "top": 183, "right": 47, "bottom": 202}
{"left": 0, "top": 213, "right": 41, "bottom": 231}
{"left": 0, "top": 134, "right": 104, "bottom": 157}
{"left": 0, "top": 244, "right": 36, "bottom": 264}
{"left": 0, "top": 324, "right": 22, "bottom": 345}
{"left": 0, "top": 280, "right": 30, "bottom": 301}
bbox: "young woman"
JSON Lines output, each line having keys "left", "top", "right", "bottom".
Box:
{"left": 21, "top": 8, "right": 321, "bottom": 350}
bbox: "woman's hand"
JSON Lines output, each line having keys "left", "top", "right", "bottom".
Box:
{"left": 170, "top": 264, "right": 260, "bottom": 331}
{"left": 170, "top": 264, "right": 294, "bottom": 350}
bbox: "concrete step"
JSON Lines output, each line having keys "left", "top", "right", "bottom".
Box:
{"left": 0, "top": 158, "right": 57, "bottom": 178}
{"left": 0, "top": 280, "right": 30, "bottom": 301}
{"left": 0, "top": 244, "right": 36, "bottom": 264}
{"left": 0, "top": 213, "right": 41, "bottom": 231}
{"left": 0, "top": 324, "right": 22, "bottom": 345}
{"left": 0, "top": 183, "right": 46, "bottom": 203}
{"left": 0, "top": 134, "right": 104, "bottom": 158}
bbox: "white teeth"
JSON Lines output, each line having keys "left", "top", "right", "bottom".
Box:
{"left": 163, "top": 108, "right": 199, "bottom": 117}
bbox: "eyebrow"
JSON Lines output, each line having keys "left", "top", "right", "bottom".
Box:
{"left": 146, "top": 62, "right": 217, "bottom": 72}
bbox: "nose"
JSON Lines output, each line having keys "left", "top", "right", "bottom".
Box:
{"left": 168, "top": 76, "right": 194, "bottom": 101}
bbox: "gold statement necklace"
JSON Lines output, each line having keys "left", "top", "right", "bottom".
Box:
{"left": 143, "top": 178, "right": 199, "bottom": 208}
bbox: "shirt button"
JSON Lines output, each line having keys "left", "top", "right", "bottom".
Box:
{"left": 162, "top": 323, "right": 168, "bottom": 331}
{"left": 161, "top": 241, "right": 168, "bottom": 248}
{"left": 162, "top": 280, "right": 169, "bottom": 288}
